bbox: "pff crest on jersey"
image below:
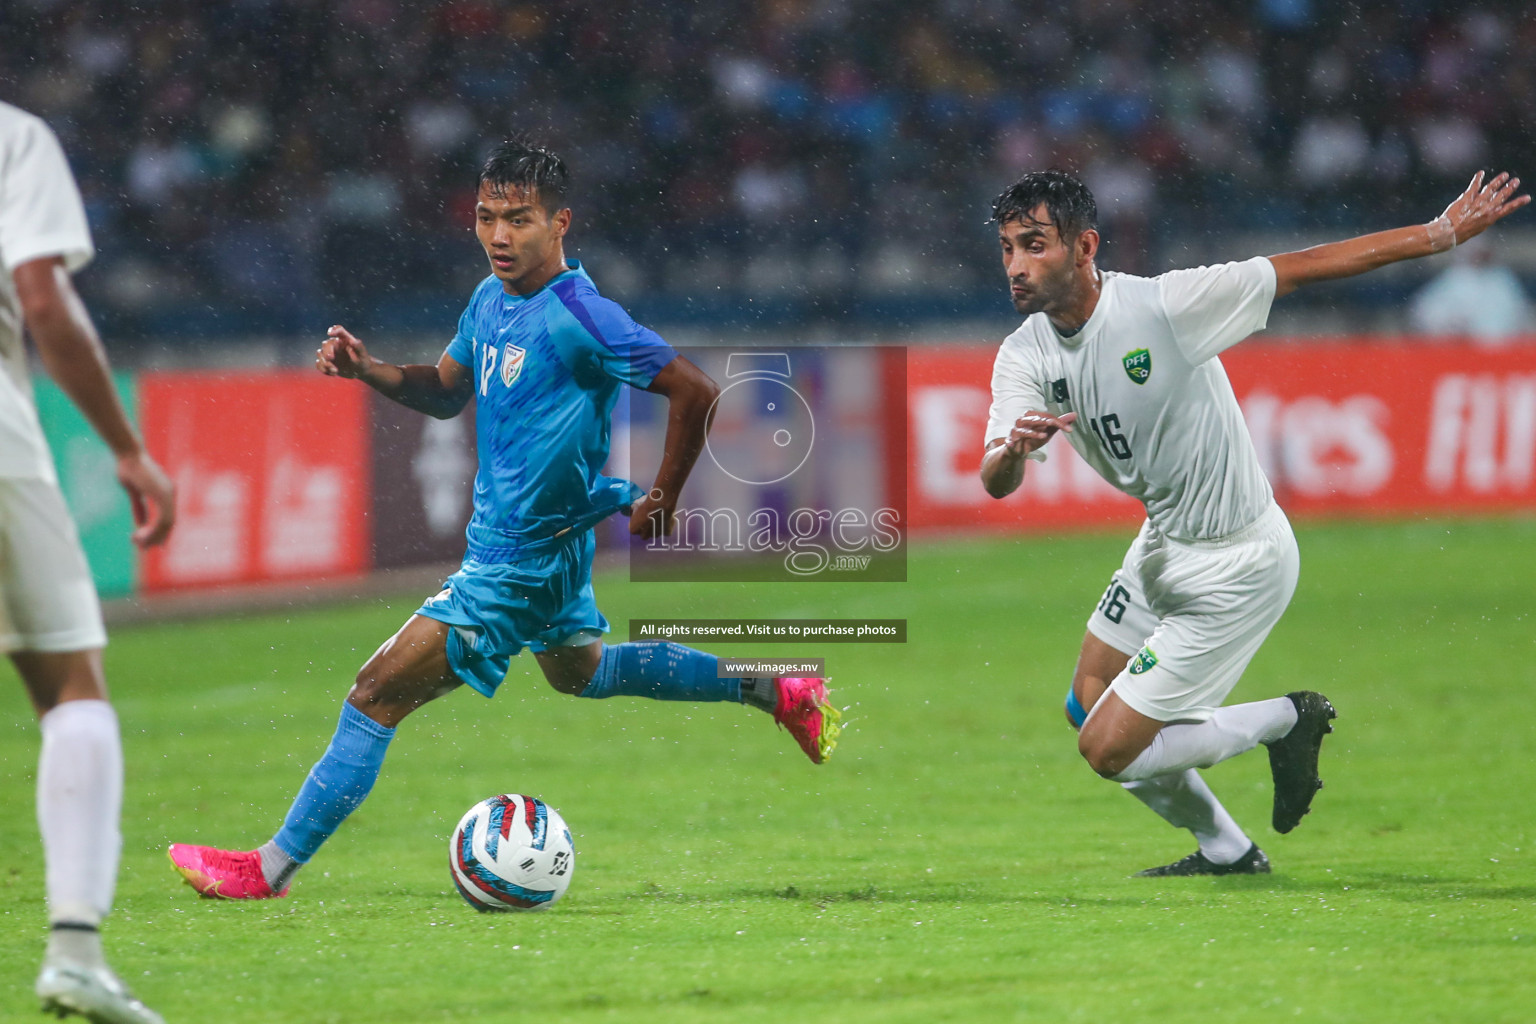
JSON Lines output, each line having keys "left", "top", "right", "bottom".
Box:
{"left": 501, "top": 343, "right": 526, "bottom": 386}
{"left": 1123, "top": 348, "right": 1152, "bottom": 384}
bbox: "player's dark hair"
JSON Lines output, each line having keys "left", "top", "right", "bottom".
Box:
{"left": 477, "top": 138, "right": 570, "bottom": 211}
{"left": 991, "top": 170, "right": 1097, "bottom": 241}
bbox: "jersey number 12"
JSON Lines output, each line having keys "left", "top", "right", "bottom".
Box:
{"left": 480, "top": 343, "right": 498, "bottom": 396}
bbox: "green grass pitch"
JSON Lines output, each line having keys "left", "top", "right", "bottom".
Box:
{"left": 3, "top": 518, "right": 1534, "bottom": 1022}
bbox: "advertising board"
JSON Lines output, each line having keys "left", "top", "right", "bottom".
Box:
{"left": 909, "top": 340, "right": 1536, "bottom": 532}
{"left": 137, "top": 371, "right": 371, "bottom": 590}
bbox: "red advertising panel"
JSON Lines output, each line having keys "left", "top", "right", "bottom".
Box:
{"left": 139, "top": 371, "right": 372, "bottom": 590}
{"left": 1226, "top": 341, "right": 1536, "bottom": 517}
{"left": 910, "top": 340, "right": 1536, "bottom": 533}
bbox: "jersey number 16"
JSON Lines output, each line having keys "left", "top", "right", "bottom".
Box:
{"left": 1089, "top": 414, "right": 1132, "bottom": 460}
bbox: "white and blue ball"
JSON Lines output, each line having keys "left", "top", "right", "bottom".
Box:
{"left": 449, "top": 795, "right": 574, "bottom": 911}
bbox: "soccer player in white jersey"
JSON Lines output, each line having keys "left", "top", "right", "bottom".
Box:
{"left": 981, "top": 168, "right": 1527, "bottom": 875}
{"left": 1, "top": 101, "right": 176, "bottom": 1022}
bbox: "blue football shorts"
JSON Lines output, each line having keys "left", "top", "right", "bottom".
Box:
{"left": 416, "top": 530, "right": 607, "bottom": 698}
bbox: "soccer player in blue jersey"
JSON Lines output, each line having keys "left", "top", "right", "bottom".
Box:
{"left": 168, "top": 141, "right": 840, "bottom": 899}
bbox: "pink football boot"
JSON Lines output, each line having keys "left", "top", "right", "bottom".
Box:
{"left": 773, "top": 677, "right": 842, "bottom": 764}
{"left": 167, "top": 844, "right": 288, "bottom": 899}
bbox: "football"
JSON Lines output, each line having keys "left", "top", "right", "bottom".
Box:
{"left": 449, "top": 794, "right": 575, "bottom": 912}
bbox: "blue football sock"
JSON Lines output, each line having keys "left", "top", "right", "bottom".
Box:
{"left": 271, "top": 703, "right": 395, "bottom": 864}
{"left": 579, "top": 642, "right": 751, "bottom": 704}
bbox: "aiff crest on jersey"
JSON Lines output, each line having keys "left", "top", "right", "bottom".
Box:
{"left": 500, "top": 343, "right": 526, "bottom": 386}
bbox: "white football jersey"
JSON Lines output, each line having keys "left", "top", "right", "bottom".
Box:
{"left": 985, "top": 257, "right": 1278, "bottom": 541}
{"left": 0, "top": 101, "right": 95, "bottom": 480}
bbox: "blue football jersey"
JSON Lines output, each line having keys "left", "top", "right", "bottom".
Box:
{"left": 444, "top": 260, "right": 677, "bottom": 562}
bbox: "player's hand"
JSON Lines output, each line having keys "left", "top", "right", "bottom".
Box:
{"left": 1003, "top": 411, "right": 1077, "bottom": 458}
{"left": 628, "top": 491, "right": 675, "bottom": 539}
{"left": 1438, "top": 171, "right": 1530, "bottom": 245}
{"left": 317, "top": 325, "right": 376, "bottom": 380}
{"left": 116, "top": 451, "right": 176, "bottom": 548}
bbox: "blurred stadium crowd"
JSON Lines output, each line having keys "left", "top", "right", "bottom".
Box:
{"left": 2, "top": 0, "right": 1533, "bottom": 340}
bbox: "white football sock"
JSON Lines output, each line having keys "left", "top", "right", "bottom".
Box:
{"left": 1113, "top": 697, "right": 1298, "bottom": 783}
{"left": 1121, "top": 769, "right": 1253, "bottom": 865}
{"left": 257, "top": 839, "right": 299, "bottom": 891}
{"left": 45, "top": 923, "right": 106, "bottom": 970}
{"left": 37, "top": 700, "right": 123, "bottom": 927}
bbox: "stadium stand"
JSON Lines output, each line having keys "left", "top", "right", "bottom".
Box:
{"left": 2, "top": 0, "right": 1533, "bottom": 340}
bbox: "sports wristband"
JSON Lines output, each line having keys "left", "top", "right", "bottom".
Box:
{"left": 1426, "top": 214, "right": 1457, "bottom": 253}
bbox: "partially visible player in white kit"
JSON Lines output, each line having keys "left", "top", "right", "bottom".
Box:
{"left": 1, "top": 101, "right": 175, "bottom": 1022}
{"left": 981, "top": 168, "right": 1527, "bottom": 875}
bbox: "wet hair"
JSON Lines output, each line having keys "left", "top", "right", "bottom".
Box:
{"left": 477, "top": 138, "right": 570, "bottom": 210}
{"left": 991, "top": 170, "right": 1097, "bottom": 241}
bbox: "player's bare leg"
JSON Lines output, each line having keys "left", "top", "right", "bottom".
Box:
{"left": 14, "top": 650, "right": 163, "bottom": 1024}
{"left": 533, "top": 639, "right": 603, "bottom": 695}
{"left": 541, "top": 640, "right": 840, "bottom": 764}
{"left": 344, "top": 615, "right": 462, "bottom": 728}
{"left": 170, "top": 616, "right": 460, "bottom": 899}
{"left": 1063, "top": 632, "right": 1119, "bottom": 725}
{"left": 1065, "top": 634, "right": 1263, "bottom": 875}
{"left": 14, "top": 648, "right": 111, "bottom": 712}
{"left": 1079, "top": 679, "right": 1334, "bottom": 835}
{"left": 1077, "top": 690, "right": 1172, "bottom": 776}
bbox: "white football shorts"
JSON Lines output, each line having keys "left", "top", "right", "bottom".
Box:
{"left": 0, "top": 477, "right": 107, "bottom": 653}
{"left": 1086, "top": 501, "right": 1298, "bottom": 723}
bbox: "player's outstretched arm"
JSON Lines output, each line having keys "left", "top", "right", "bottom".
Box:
{"left": 13, "top": 256, "right": 176, "bottom": 547}
{"left": 980, "top": 411, "right": 1078, "bottom": 499}
{"left": 317, "top": 324, "right": 472, "bottom": 419}
{"left": 1268, "top": 171, "right": 1529, "bottom": 298}
{"left": 628, "top": 355, "right": 721, "bottom": 539}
